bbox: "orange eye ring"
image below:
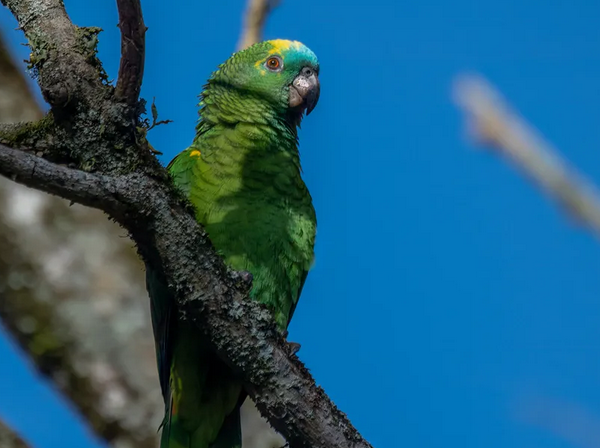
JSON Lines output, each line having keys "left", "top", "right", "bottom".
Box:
{"left": 266, "top": 56, "right": 282, "bottom": 71}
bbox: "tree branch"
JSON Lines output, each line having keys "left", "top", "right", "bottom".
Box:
{"left": 1, "top": 0, "right": 105, "bottom": 109}
{"left": 453, "top": 75, "right": 600, "bottom": 239}
{"left": 115, "top": 0, "right": 145, "bottom": 107}
{"left": 0, "top": 141, "right": 372, "bottom": 448}
{"left": 0, "top": 1, "right": 372, "bottom": 447}
{"left": 237, "top": 0, "right": 279, "bottom": 50}
{"left": 0, "top": 28, "right": 161, "bottom": 448}
{"left": 0, "top": 143, "right": 126, "bottom": 213}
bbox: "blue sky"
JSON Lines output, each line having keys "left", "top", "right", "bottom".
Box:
{"left": 2, "top": 1, "right": 600, "bottom": 447}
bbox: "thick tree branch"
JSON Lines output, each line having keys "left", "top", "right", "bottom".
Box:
{"left": 237, "top": 0, "right": 279, "bottom": 50}
{"left": 1, "top": 0, "right": 105, "bottom": 109}
{"left": 454, "top": 75, "right": 600, "bottom": 239}
{"left": 0, "top": 141, "right": 372, "bottom": 447}
{"left": 0, "top": 25, "right": 163, "bottom": 447}
{"left": 0, "top": 0, "right": 371, "bottom": 446}
{"left": 115, "top": 0, "right": 145, "bottom": 107}
{"left": 0, "top": 143, "right": 126, "bottom": 212}
{"left": 0, "top": 29, "right": 160, "bottom": 448}
{"left": 0, "top": 191, "right": 161, "bottom": 448}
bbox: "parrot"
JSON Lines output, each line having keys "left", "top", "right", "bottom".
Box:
{"left": 146, "top": 39, "right": 320, "bottom": 448}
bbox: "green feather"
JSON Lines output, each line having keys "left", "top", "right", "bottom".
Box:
{"left": 148, "top": 39, "right": 319, "bottom": 448}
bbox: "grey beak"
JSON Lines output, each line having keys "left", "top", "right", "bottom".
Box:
{"left": 289, "top": 67, "right": 320, "bottom": 115}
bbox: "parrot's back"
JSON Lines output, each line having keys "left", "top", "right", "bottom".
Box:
{"left": 147, "top": 39, "right": 319, "bottom": 448}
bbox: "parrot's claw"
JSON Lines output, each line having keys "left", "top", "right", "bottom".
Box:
{"left": 281, "top": 330, "right": 301, "bottom": 355}
{"left": 287, "top": 342, "right": 301, "bottom": 355}
{"left": 278, "top": 443, "right": 290, "bottom": 448}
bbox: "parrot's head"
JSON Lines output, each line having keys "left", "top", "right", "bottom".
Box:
{"left": 203, "top": 39, "right": 320, "bottom": 125}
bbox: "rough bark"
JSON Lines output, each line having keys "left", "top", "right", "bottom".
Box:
{"left": 237, "top": 0, "right": 279, "bottom": 50}
{"left": 0, "top": 0, "right": 371, "bottom": 446}
{"left": 0, "top": 3, "right": 285, "bottom": 446}
{"left": 0, "top": 27, "right": 162, "bottom": 448}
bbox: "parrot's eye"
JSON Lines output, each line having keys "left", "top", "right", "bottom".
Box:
{"left": 265, "top": 56, "right": 283, "bottom": 71}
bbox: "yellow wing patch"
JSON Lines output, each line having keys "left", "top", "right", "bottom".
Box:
{"left": 190, "top": 150, "right": 201, "bottom": 158}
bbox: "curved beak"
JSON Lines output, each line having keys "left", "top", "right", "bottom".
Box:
{"left": 289, "top": 67, "right": 320, "bottom": 115}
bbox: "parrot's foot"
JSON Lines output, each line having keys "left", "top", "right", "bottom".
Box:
{"left": 287, "top": 342, "right": 301, "bottom": 355}
{"left": 278, "top": 443, "right": 289, "bottom": 448}
{"left": 281, "top": 330, "right": 301, "bottom": 355}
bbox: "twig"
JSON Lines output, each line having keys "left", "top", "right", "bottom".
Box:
{"left": 237, "top": 0, "right": 279, "bottom": 50}
{"left": 0, "top": 144, "right": 125, "bottom": 212}
{"left": 453, "top": 74, "right": 600, "bottom": 239}
{"left": 115, "top": 0, "right": 146, "bottom": 107}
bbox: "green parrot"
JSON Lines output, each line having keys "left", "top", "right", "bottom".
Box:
{"left": 146, "top": 39, "right": 320, "bottom": 448}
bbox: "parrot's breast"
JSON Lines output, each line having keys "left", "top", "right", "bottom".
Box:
{"left": 202, "top": 191, "right": 315, "bottom": 329}
{"left": 172, "top": 129, "right": 316, "bottom": 329}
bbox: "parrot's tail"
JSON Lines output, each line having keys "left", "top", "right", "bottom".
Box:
{"left": 159, "top": 396, "right": 242, "bottom": 448}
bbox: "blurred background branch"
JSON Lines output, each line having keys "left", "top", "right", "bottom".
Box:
{"left": 513, "top": 395, "right": 600, "bottom": 448}
{"left": 454, "top": 75, "right": 600, "bottom": 240}
{"left": 237, "top": 0, "right": 279, "bottom": 50}
{"left": 0, "top": 419, "right": 30, "bottom": 448}
{"left": 0, "top": 0, "right": 285, "bottom": 445}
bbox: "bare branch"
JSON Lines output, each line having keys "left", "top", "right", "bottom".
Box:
{"left": 2, "top": 0, "right": 106, "bottom": 108}
{"left": 237, "top": 0, "right": 279, "bottom": 50}
{"left": 115, "top": 0, "right": 146, "bottom": 107}
{"left": 0, "top": 1, "right": 373, "bottom": 446}
{"left": 454, "top": 75, "right": 600, "bottom": 239}
{"left": 0, "top": 30, "right": 160, "bottom": 448}
{"left": 0, "top": 141, "right": 372, "bottom": 448}
{"left": 0, "top": 143, "right": 125, "bottom": 213}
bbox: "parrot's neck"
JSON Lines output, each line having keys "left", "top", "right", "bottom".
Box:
{"left": 195, "top": 84, "right": 303, "bottom": 144}
{"left": 190, "top": 89, "right": 307, "bottom": 203}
